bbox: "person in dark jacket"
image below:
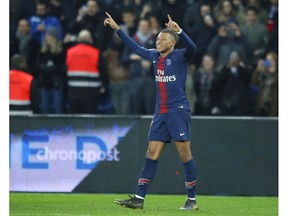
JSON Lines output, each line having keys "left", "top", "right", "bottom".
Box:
{"left": 10, "top": 18, "right": 40, "bottom": 73}
{"left": 189, "top": 1, "right": 218, "bottom": 68}
{"left": 34, "top": 28, "right": 66, "bottom": 114}
{"left": 65, "top": 0, "right": 110, "bottom": 51}
{"left": 207, "top": 18, "right": 254, "bottom": 71}
{"left": 218, "top": 50, "right": 252, "bottom": 115}
{"left": 193, "top": 54, "right": 221, "bottom": 115}
{"left": 121, "top": 19, "right": 156, "bottom": 114}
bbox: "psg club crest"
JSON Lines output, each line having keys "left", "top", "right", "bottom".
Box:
{"left": 165, "top": 59, "right": 172, "bottom": 66}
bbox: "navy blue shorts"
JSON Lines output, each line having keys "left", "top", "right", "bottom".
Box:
{"left": 148, "top": 110, "right": 191, "bottom": 143}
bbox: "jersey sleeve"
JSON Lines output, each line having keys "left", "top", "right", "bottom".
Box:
{"left": 115, "top": 29, "right": 154, "bottom": 61}
{"left": 178, "top": 30, "right": 197, "bottom": 61}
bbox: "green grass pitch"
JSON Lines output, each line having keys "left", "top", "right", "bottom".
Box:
{"left": 10, "top": 193, "right": 277, "bottom": 216}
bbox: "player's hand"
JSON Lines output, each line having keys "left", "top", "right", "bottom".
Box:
{"left": 165, "top": 14, "right": 181, "bottom": 32}
{"left": 104, "top": 12, "right": 120, "bottom": 31}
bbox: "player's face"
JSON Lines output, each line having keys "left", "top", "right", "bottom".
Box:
{"left": 156, "top": 32, "right": 175, "bottom": 53}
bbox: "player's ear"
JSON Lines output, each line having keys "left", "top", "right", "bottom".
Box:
{"left": 171, "top": 40, "right": 176, "bottom": 47}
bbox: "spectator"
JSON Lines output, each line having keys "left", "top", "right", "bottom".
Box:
{"left": 246, "top": 0, "right": 268, "bottom": 25}
{"left": 121, "top": 19, "right": 156, "bottom": 114}
{"left": 10, "top": 18, "right": 41, "bottom": 72}
{"left": 72, "top": 0, "right": 88, "bottom": 11}
{"left": 28, "top": 1, "right": 63, "bottom": 45}
{"left": 264, "top": 0, "right": 278, "bottom": 53}
{"left": 185, "top": 62, "right": 196, "bottom": 114}
{"left": 231, "top": 0, "right": 246, "bottom": 25}
{"left": 265, "top": 23, "right": 278, "bottom": 54}
{"left": 48, "top": 0, "right": 74, "bottom": 32}
{"left": 9, "top": 54, "right": 39, "bottom": 115}
{"left": 207, "top": 18, "right": 253, "bottom": 71}
{"left": 110, "top": 7, "right": 138, "bottom": 51}
{"left": 266, "top": 0, "right": 278, "bottom": 33}
{"left": 104, "top": 8, "right": 138, "bottom": 115}
{"left": 66, "top": 29, "right": 105, "bottom": 114}
{"left": 147, "top": 14, "right": 163, "bottom": 36}
{"left": 214, "top": 0, "right": 237, "bottom": 25}
{"left": 183, "top": 0, "right": 216, "bottom": 33}
{"left": 189, "top": 1, "right": 218, "bottom": 67}
{"left": 193, "top": 54, "right": 221, "bottom": 115}
{"left": 251, "top": 51, "right": 278, "bottom": 116}
{"left": 104, "top": 48, "right": 131, "bottom": 115}
{"left": 161, "top": 0, "right": 187, "bottom": 27}
{"left": 17, "top": 0, "right": 37, "bottom": 21}
{"left": 105, "top": 0, "right": 142, "bottom": 22}
{"left": 218, "top": 50, "right": 252, "bottom": 115}
{"left": 240, "top": 6, "right": 269, "bottom": 67}
{"left": 65, "top": 0, "right": 110, "bottom": 51}
{"left": 139, "top": 1, "right": 154, "bottom": 19}
{"left": 34, "top": 28, "right": 66, "bottom": 114}
{"left": 183, "top": 1, "right": 201, "bottom": 32}
{"left": 139, "top": 1, "right": 162, "bottom": 20}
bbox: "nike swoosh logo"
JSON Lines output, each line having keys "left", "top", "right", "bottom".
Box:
{"left": 180, "top": 133, "right": 185, "bottom": 136}
{"left": 153, "top": 61, "right": 157, "bottom": 63}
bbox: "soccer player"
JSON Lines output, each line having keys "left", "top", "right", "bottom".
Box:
{"left": 104, "top": 12, "right": 198, "bottom": 211}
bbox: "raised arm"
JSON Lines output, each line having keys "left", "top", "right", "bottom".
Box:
{"left": 104, "top": 12, "right": 153, "bottom": 60}
{"left": 165, "top": 15, "right": 196, "bottom": 60}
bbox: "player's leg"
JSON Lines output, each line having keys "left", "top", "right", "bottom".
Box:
{"left": 175, "top": 140, "right": 192, "bottom": 162}
{"left": 114, "top": 141, "right": 165, "bottom": 209}
{"left": 145, "top": 140, "right": 166, "bottom": 160}
{"left": 167, "top": 111, "right": 198, "bottom": 210}
{"left": 136, "top": 140, "right": 165, "bottom": 197}
{"left": 115, "top": 114, "right": 169, "bottom": 209}
{"left": 114, "top": 141, "right": 166, "bottom": 209}
{"left": 175, "top": 141, "right": 197, "bottom": 195}
{"left": 175, "top": 142, "right": 198, "bottom": 211}
{"left": 138, "top": 113, "right": 170, "bottom": 197}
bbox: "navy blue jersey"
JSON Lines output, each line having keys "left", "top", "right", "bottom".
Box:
{"left": 116, "top": 29, "right": 196, "bottom": 114}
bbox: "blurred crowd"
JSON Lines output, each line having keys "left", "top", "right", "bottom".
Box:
{"left": 9, "top": 0, "right": 278, "bottom": 116}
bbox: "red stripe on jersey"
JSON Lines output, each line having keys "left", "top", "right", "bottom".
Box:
{"left": 158, "top": 57, "right": 167, "bottom": 114}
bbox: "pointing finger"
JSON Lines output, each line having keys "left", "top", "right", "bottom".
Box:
{"left": 105, "top": 12, "right": 111, "bottom": 18}
{"left": 167, "top": 14, "right": 172, "bottom": 22}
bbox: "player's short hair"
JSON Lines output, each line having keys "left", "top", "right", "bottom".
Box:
{"left": 160, "top": 29, "right": 178, "bottom": 42}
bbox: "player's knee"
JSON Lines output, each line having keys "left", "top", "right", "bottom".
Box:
{"left": 177, "top": 151, "right": 192, "bottom": 163}
{"left": 146, "top": 148, "right": 160, "bottom": 160}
